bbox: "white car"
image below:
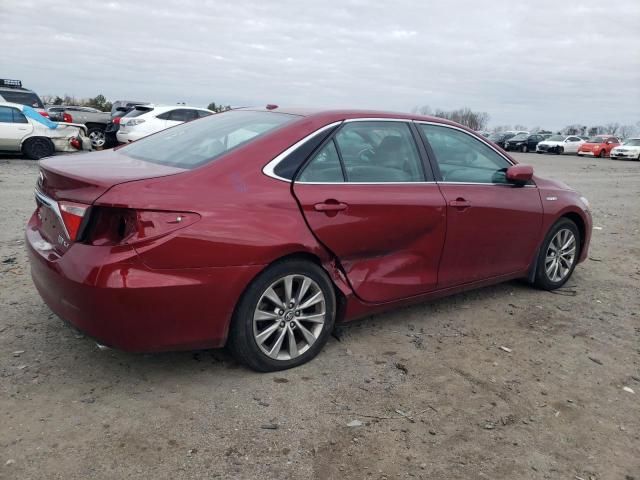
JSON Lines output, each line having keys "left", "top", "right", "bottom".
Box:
{"left": 536, "top": 134, "right": 585, "bottom": 155}
{"left": 0, "top": 102, "right": 91, "bottom": 159}
{"left": 610, "top": 138, "right": 640, "bottom": 161}
{"left": 116, "top": 105, "right": 213, "bottom": 143}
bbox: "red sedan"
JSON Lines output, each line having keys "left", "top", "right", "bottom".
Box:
{"left": 577, "top": 135, "right": 620, "bottom": 158}
{"left": 26, "top": 108, "right": 592, "bottom": 371}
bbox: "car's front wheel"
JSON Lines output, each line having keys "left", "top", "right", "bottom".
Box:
{"left": 533, "top": 218, "right": 580, "bottom": 290}
{"left": 229, "top": 259, "right": 336, "bottom": 371}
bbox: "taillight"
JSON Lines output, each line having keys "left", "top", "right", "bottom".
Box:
{"left": 58, "top": 201, "right": 89, "bottom": 241}
{"left": 70, "top": 137, "right": 81, "bottom": 150}
{"left": 62, "top": 112, "right": 73, "bottom": 123}
{"left": 40, "top": 111, "right": 49, "bottom": 117}
{"left": 83, "top": 208, "right": 199, "bottom": 246}
{"left": 113, "top": 117, "right": 121, "bottom": 125}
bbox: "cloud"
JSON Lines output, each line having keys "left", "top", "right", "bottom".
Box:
{"left": 1, "top": 0, "right": 638, "bottom": 128}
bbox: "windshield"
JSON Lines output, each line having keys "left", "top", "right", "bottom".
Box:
{"left": 121, "top": 110, "right": 298, "bottom": 168}
{"left": 510, "top": 133, "right": 528, "bottom": 141}
{"left": 488, "top": 133, "right": 504, "bottom": 141}
{"left": 588, "top": 136, "right": 605, "bottom": 143}
{"left": 0, "top": 90, "right": 44, "bottom": 108}
{"left": 622, "top": 139, "right": 640, "bottom": 146}
{"left": 547, "top": 135, "right": 565, "bottom": 141}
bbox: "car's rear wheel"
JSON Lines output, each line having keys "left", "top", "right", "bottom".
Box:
{"left": 522, "top": 145, "right": 528, "bottom": 153}
{"left": 533, "top": 218, "right": 580, "bottom": 290}
{"left": 228, "top": 259, "right": 336, "bottom": 371}
{"left": 598, "top": 149, "right": 606, "bottom": 158}
{"left": 22, "top": 137, "right": 55, "bottom": 160}
{"left": 88, "top": 128, "right": 106, "bottom": 148}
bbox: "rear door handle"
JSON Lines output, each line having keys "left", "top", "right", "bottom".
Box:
{"left": 314, "top": 201, "right": 348, "bottom": 212}
{"left": 449, "top": 198, "right": 471, "bottom": 210}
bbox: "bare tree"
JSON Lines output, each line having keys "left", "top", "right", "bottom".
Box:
{"left": 514, "top": 124, "right": 528, "bottom": 131}
{"left": 618, "top": 124, "right": 636, "bottom": 139}
{"left": 603, "top": 122, "right": 620, "bottom": 135}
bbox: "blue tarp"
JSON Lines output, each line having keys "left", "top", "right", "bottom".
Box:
{"left": 23, "top": 105, "right": 58, "bottom": 129}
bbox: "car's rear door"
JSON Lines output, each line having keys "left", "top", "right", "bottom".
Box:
{"left": 292, "top": 120, "right": 447, "bottom": 303}
{"left": 416, "top": 122, "right": 543, "bottom": 288}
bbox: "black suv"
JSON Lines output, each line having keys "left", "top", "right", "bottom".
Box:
{"left": 505, "top": 133, "right": 551, "bottom": 152}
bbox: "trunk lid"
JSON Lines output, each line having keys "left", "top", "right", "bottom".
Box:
{"left": 37, "top": 148, "right": 185, "bottom": 203}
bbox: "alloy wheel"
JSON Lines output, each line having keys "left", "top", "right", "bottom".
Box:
{"left": 252, "top": 274, "right": 326, "bottom": 361}
{"left": 545, "top": 228, "right": 577, "bottom": 282}
{"left": 89, "top": 130, "right": 106, "bottom": 148}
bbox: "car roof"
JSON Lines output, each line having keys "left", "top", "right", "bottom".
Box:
{"left": 139, "top": 104, "right": 212, "bottom": 112}
{"left": 0, "top": 101, "right": 25, "bottom": 110}
{"left": 236, "top": 106, "right": 474, "bottom": 129}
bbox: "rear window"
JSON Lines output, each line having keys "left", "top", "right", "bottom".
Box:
{"left": 124, "top": 106, "right": 154, "bottom": 118}
{"left": 0, "top": 90, "right": 44, "bottom": 108}
{"left": 121, "top": 110, "right": 298, "bottom": 168}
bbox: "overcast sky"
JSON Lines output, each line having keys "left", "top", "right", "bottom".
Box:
{"left": 1, "top": 0, "right": 639, "bottom": 129}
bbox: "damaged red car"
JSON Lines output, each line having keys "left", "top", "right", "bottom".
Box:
{"left": 26, "top": 107, "right": 592, "bottom": 371}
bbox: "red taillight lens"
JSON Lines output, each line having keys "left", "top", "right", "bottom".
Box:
{"left": 70, "top": 137, "right": 81, "bottom": 150}
{"left": 83, "top": 208, "right": 199, "bottom": 246}
{"left": 62, "top": 112, "right": 73, "bottom": 123}
{"left": 40, "top": 111, "right": 49, "bottom": 117}
{"left": 113, "top": 117, "right": 121, "bottom": 125}
{"left": 58, "top": 201, "right": 89, "bottom": 241}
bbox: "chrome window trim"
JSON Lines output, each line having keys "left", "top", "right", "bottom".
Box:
{"left": 413, "top": 120, "right": 516, "bottom": 167}
{"left": 34, "top": 189, "right": 69, "bottom": 237}
{"left": 262, "top": 121, "right": 343, "bottom": 182}
{"left": 343, "top": 118, "right": 412, "bottom": 123}
{"left": 294, "top": 181, "right": 438, "bottom": 185}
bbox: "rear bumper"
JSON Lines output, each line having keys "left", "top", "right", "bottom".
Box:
{"left": 577, "top": 151, "right": 595, "bottom": 156}
{"left": 116, "top": 130, "right": 146, "bottom": 143}
{"left": 26, "top": 214, "right": 263, "bottom": 352}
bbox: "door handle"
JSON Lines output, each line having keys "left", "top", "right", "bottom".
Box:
{"left": 449, "top": 198, "right": 471, "bottom": 210}
{"left": 314, "top": 201, "right": 348, "bottom": 212}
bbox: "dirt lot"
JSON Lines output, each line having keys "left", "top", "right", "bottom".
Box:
{"left": 1, "top": 152, "right": 638, "bottom": 480}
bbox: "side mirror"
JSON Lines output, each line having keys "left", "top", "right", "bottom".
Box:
{"left": 506, "top": 164, "right": 533, "bottom": 185}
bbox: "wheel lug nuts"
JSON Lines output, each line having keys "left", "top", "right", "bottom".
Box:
{"left": 295, "top": 310, "right": 300, "bottom": 316}
{"left": 278, "top": 309, "right": 284, "bottom": 315}
{"left": 279, "top": 321, "right": 285, "bottom": 328}
{"left": 290, "top": 321, "right": 295, "bottom": 328}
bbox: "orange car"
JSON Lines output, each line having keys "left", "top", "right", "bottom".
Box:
{"left": 577, "top": 135, "right": 620, "bottom": 158}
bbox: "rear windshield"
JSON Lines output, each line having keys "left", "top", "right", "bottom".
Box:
{"left": 510, "top": 133, "right": 528, "bottom": 141}
{"left": 588, "top": 136, "right": 605, "bottom": 143}
{"left": 0, "top": 90, "right": 44, "bottom": 108}
{"left": 123, "top": 106, "right": 154, "bottom": 118}
{"left": 121, "top": 110, "right": 297, "bottom": 168}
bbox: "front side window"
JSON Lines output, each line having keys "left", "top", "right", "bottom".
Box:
{"left": 121, "top": 110, "right": 297, "bottom": 169}
{"left": 334, "top": 122, "right": 424, "bottom": 182}
{"left": 419, "top": 124, "right": 512, "bottom": 184}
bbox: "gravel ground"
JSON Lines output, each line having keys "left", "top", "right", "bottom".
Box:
{"left": 1, "top": 152, "right": 639, "bottom": 480}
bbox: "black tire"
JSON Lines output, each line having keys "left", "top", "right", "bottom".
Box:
{"left": 87, "top": 128, "right": 106, "bottom": 148}
{"left": 522, "top": 145, "right": 528, "bottom": 153}
{"left": 598, "top": 149, "right": 606, "bottom": 158}
{"left": 556, "top": 146, "right": 564, "bottom": 155}
{"left": 533, "top": 218, "right": 581, "bottom": 290}
{"left": 22, "top": 137, "right": 55, "bottom": 160}
{"left": 228, "top": 259, "right": 336, "bottom": 372}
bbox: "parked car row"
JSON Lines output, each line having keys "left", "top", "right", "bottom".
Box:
{"left": 482, "top": 128, "right": 634, "bottom": 159}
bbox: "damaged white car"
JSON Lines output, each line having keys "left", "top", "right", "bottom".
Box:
{"left": 0, "top": 102, "right": 91, "bottom": 159}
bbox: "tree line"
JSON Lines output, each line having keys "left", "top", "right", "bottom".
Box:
{"left": 412, "top": 104, "right": 639, "bottom": 138}
{"left": 40, "top": 94, "right": 231, "bottom": 114}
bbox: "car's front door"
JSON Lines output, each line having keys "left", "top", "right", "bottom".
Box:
{"left": 565, "top": 136, "right": 582, "bottom": 153}
{"left": 0, "top": 106, "right": 32, "bottom": 151}
{"left": 417, "top": 123, "right": 543, "bottom": 288}
{"left": 292, "top": 120, "right": 447, "bottom": 303}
